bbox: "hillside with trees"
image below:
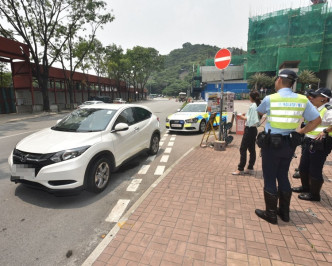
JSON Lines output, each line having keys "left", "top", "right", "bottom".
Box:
{"left": 147, "top": 43, "right": 246, "bottom": 96}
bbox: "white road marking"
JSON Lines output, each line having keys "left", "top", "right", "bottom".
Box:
{"left": 161, "top": 137, "right": 166, "bottom": 141}
{"left": 154, "top": 165, "right": 165, "bottom": 175}
{"left": 146, "top": 155, "right": 156, "bottom": 163}
{"left": 168, "top": 142, "right": 174, "bottom": 146}
{"left": 105, "top": 199, "right": 130, "bottom": 222}
{"left": 159, "top": 141, "right": 164, "bottom": 146}
{"left": 127, "top": 179, "right": 142, "bottom": 192}
{"left": 164, "top": 147, "right": 172, "bottom": 154}
{"left": 170, "top": 137, "right": 176, "bottom": 141}
{"left": 160, "top": 155, "right": 169, "bottom": 163}
{"left": 138, "top": 165, "right": 150, "bottom": 174}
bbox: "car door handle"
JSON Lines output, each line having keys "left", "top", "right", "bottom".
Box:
{"left": 134, "top": 127, "right": 140, "bottom": 131}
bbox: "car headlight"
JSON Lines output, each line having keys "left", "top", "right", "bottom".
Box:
{"left": 50, "top": 146, "right": 90, "bottom": 163}
{"left": 185, "top": 118, "right": 198, "bottom": 123}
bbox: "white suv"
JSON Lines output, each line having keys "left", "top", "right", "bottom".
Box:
{"left": 8, "top": 104, "right": 160, "bottom": 195}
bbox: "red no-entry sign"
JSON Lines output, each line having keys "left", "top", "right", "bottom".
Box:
{"left": 214, "top": 48, "right": 231, "bottom": 70}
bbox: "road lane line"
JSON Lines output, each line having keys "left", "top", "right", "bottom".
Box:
{"left": 127, "top": 179, "right": 142, "bottom": 192}
{"left": 146, "top": 155, "right": 156, "bottom": 163}
{"left": 159, "top": 141, "right": 164, "bottom": 147}
{"left": 154, "top": 165, "right": 165, "bottom": 175}
{"left": 138, "top": 165, "right": 150, "bottom": 174}
{"left": 105, "top": 199, "right": 130, "bottom": 223}
{"left": 168, "top": 142, "right": 174, "bottom": 146}
{"left": 160, "top": 155, "right": 169, "bottom": 163}
{"left": 170, "top": 137, "right": 176, "bottom": 141}
{"left": 164, "top": 147, "right": 172, "bottom": 154}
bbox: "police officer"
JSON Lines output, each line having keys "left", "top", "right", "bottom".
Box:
{"left": 255, "top": 69, "right": 321, "bottom": 224}
{"left": 292, "top": 88, "right": 332, "bottom": 201}
{"left": 293, "top": 88, "right": 315, "bottom": 179}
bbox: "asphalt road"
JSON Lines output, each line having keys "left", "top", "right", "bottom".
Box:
{"left": 0, "top": 99, "right": 206, "bottom": 266}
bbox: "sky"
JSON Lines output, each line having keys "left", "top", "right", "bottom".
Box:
{"left": 97, "top": 0, "right": 315, "bottom": 55}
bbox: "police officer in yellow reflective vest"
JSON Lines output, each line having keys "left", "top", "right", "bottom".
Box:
{"left": 292, "top": 88, "right": 332, "bottom": 202}
{"left": 255, "top": 69, "right": 321, "bottom": 224}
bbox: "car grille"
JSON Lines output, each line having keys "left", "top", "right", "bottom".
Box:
{"left": 170, "top": 120, "right": 184, "bottom": 129}
{"left": 13, "top": 149, "right": 56, "bottom": 176}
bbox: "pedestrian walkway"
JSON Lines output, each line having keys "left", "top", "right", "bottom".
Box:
{"left": 86, "top": 129, "right": 332, "bottom": 266}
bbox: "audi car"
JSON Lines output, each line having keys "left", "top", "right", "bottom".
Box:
{"left": 166, "top": 102, "right": 223, "bottom": 133}
{"left": 8, "top": 104, "right": 160, "bottom": 194}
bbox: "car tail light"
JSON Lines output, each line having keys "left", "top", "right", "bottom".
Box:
{"left": 157, "top": 117, "right": 159, "bottom": 121}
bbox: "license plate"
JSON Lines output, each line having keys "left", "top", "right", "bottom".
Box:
{"left": 171, "top": 124, "right": 182, "bottom": 128}
{"left": 12, "top": 164, "right": 35, "bottom": 178}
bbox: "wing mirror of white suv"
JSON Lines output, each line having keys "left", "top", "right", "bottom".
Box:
{"left": 112, "top": 123, "right": 129, "bottom": 132}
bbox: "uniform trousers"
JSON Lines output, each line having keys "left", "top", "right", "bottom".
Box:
{"left": 238, "top": 126, "right": 258, "bottom": 171}
{"left": 299, "top": 143, "right": 331, "bottom": 182}
{"left": 261, "top": 138, "right": 296, "bottom": 194}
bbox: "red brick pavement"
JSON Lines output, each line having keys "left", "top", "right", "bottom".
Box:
{"left": 91, "top": 132, "right": 332, "bottom": 266}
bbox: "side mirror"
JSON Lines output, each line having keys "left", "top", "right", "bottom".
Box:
{"left": 111, "top": 123, "right": 129, "bottom": 132}
{"left": 56, "top": 119, "right": 62, "bottom": 124}
{"left": 177, "top": 109, "right": 181, "bottom": 112}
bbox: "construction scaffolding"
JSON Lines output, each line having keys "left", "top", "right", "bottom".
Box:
{"left": 247, "top": 3, "right": 332, "bottom": 76}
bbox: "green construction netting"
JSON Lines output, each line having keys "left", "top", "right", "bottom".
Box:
{"left": 247, "top": 3, "right": 332, "bottom": 76}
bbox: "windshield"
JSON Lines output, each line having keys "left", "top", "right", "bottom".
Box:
{"left": 52, "top": 108, "right": 116, "bottom": 132}
{"left": 181, "top": 104, "right": 207, "bottom": 112}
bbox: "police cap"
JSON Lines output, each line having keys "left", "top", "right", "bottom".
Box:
{"left": 278, "top": 69, "right": 298, "bottom": 81}
{"left": 309, "top": 87, "right": 331, "bottom": 99}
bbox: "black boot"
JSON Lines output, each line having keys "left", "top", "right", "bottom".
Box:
{"left": 255, "top": 190, "right": 278, "bottom": 224}
{"left": 299, "top": 178, "right": 323, "bottom": 202}
{"left": 292, "top": 172, "right": 309, "bottom": 193}
{"left": 277, "top": 191, "right": 292, "bottom": 222}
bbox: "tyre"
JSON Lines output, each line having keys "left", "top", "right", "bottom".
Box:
{"left": 86, "top": 156, "right": 112, "bottom": 193}
{"left": 148, "top": 133, "right": 160, "bottom": 155}
{"left": 198, "top": 120, "right": 207, "bottom": 133}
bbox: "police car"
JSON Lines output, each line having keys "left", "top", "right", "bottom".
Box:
{"left": 166, "top": 102, "right": 222, "bottom": 133}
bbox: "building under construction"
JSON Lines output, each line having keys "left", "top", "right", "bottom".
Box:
{"left": 247, "top": 1, "right": 332, "bottom": 87}
{"left": 200, "top": 1, "right": 332, "bottom": 97}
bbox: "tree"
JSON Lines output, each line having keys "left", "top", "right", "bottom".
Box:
{"left": 248, "top": 73, "right": 272, "bottom": 90}
{"left": 126, "top": 46, "right": 164, "bottom": 100}
{"left": 0, "top": 62, "right": 12, "bottom": 87}
{"left": 0, "top": 0, "right": 113, "bottom": 111}
{"left": 104, "top": 44, "right": 131, "bottom": 100}
{"left": 87, "top": 39, "right": 107, "bottom": 95}
{"left": 297, "top": 70, "right": 320, "bottom": 93}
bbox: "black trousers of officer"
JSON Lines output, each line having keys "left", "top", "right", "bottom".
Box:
{"left": 261, "top": 138, "right": 296, "bottom": 194}
{"left": 238, "top": 126, "right": 258, "bottom": 171}
{"left": 299, "top": 142, "right": 331, "bottom": 182}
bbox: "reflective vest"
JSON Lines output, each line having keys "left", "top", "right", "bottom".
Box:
{"left": 306, "top": 107, "right": 332, "bottom": 138}
{"left": 268, "top": 93, "right": 307, "bottom": 129}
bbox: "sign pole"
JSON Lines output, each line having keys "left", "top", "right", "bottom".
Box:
{"left": 219, "top": 69, "right": 224, "bottom": 141}
{"left": 214, "top": 48, "right": 231, "bottom": 143}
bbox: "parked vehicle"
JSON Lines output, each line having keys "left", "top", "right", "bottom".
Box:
{"left": 78, "top": 100, "right": 104, "bottom": 108}
{"left": 178, "top": 92, "right": 187, "bottom": 102}
{"left": 8, "top": 104, "right": 160, "bottom": 195}
{"left": 88, "top": 96, "right": 112, "bottom": 103}
{"left": 113, "top": 98, "right": 126, "bottom": 104}
{"left": 166, "top": 102, "right": 221, "bottom": 133}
